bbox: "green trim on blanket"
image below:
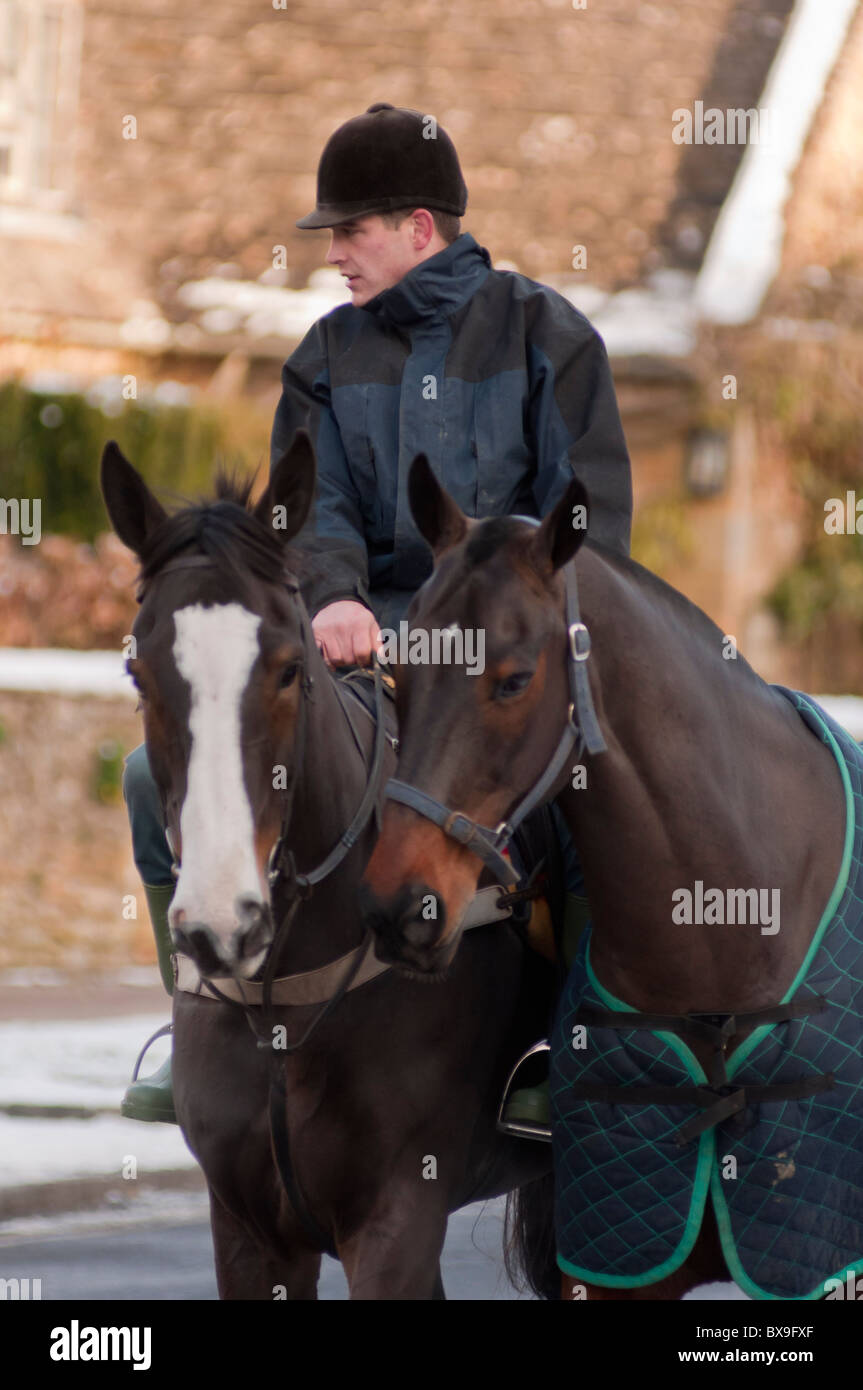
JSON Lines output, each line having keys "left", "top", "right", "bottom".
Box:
{"left": 558, "top": 943, "right": 717, "bottom": 1288}
{"left": 711, "top": 691, "right": 860, "bottom": 1301}
{"left": 558, "top": 690, "right": 859, "bottom": 1297}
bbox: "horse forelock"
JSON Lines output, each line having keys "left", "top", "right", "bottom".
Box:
{"left": 423, "top": 518, "right": 559, "bottom": 631}
{"left": 213, "top": 467, "right": 256, "bottom": 510}
{"left": 463, "top": 514, "right": 525, "bottom": 565}
{"left": 137, "top": 489, "right": 286, "bottom": 592}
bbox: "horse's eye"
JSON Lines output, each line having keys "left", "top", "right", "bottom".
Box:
{"left": 494, "top": 672, "right": 533, "bottom": 700}
{"left": 278, "top": 663, "right": 299, "bottom": 690}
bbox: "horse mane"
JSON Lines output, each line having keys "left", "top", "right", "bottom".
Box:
{"left": 460, "top": 513, "right": 761, "bottom": 679}
{"left": 137, "top": 466, "right": 288, "bottom": 588}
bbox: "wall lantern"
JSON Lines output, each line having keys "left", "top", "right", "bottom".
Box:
{"left": 684, "top": 427, "right": 731, "bottom": 498}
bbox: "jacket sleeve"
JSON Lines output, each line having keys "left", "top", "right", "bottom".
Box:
{"left": 526, "top": 290, "right": 632, "bottom": 556}
{"left": 270, "top": 318, "right": 372, "bottom": 616}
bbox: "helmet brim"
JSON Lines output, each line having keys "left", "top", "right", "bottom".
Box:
{"left": 295, "top": 203, "right": 391, "bottom": 230}
{"left": 296, "top": 198, "right": 465, "bottom": 230}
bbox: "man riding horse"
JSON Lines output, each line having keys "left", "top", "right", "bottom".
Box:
{"left": 120, "top": 101, "right": 634, "bottom": 1122}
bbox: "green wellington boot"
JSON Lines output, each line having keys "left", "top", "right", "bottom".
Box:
{"left": 121, "top": 883, "right": 178, "bottom": 1124}
{"left": 500, "top": 894, "right": 591, "bottom": 1140}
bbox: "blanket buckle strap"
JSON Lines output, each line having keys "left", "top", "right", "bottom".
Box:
{"left": 571, "top": 994, "right": 836, "bottom": 1147}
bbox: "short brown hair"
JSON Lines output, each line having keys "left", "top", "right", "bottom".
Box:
{"left": 380, "top": 207, "right": 461, "bottom": 244}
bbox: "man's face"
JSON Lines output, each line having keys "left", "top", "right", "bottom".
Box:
{"left": 326, "top": 212, "right": 424, "bottom": 306}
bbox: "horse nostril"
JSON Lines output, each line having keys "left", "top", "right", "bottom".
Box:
{"left": 234, "top": 895, "right": 270, "bottom": 959}
{"left": 399, "top": 888, "right": 446, "bottom": 948}
{"left": 236, "top": 894, "right": 265, "bottom": 923}
{"left": 173, "top": 924, "right": 224, "bottom": 977}
{"left": 403, "top": 914, "right": 441, "bottom": 949}
{"left": 358, "top": 882, "right": 448, "bottom": 964}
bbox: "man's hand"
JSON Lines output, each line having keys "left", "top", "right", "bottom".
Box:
{"left": 312, "top": 600, "right": 381, "bottom": 668}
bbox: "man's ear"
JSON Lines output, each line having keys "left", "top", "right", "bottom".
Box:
{"left": 529, "top": 474, "right": 590, "bottom": 575}
{"left": 408, "top": 453, "right": 469, "bottom": 558}
{"left": 254, "top": 428, "right": 316, "bottom": 544}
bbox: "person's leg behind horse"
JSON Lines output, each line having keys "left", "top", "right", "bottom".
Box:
{"left": 121, "top": 742, "right": 178, "bottom": 1123}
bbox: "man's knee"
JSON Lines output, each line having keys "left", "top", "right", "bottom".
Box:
{"left": 123, "top": 743, "right": 162, "bottom": 821}
{"left": 123, "top": 743, "right": 172, "bottom": 886}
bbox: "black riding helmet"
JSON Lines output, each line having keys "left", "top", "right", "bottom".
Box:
{"left": 296, "top": 102, "right": 468, "bottom": 229}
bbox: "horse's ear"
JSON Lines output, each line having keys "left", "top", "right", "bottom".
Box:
{"left": 408, "top": 453, "right": 468, "bottom": 558}
{"left": 100, "top": 441, "right": 168, "bottom": 557}
{"left": 255, "top": 428, "right": 317, "bottom": 544}
{"left": 530, "top": 474, "right": 590, "bottom": 574}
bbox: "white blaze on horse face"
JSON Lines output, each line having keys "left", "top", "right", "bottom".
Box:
{"left": 169, "top": 603, "right": 265, "bottom": 969}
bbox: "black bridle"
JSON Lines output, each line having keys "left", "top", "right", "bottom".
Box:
{"left": 137, "top": 552, "right": 390, "bottom": 1255}
{"left": 384, "top": 547, "right": 607, "bottom": 884}
{"left": 138, "top": 554, "right": 390, "bottom": 920}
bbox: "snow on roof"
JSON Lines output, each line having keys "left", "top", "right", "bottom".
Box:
{"left": 558, "top": 270, "right": 697, "bottom": 358}
{"left": 695, "top": 0, "right": 860, "bottom": 325}
{"left": 175, "top": 264, "right": 698, "bottom": 359}
{"left": 175, "top": 267, "right": 350, "bottom": 340}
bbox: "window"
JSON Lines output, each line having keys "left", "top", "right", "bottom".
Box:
{"left": 0, "top": 0, "right": 82, "bottom": 212}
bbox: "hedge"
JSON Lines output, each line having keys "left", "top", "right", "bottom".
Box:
{"left": 0, "top": 381, "right": 272, "bottom": 542}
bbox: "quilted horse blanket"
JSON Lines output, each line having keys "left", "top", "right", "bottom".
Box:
{"left": 551, "top": 688, "right": 863, "bottom": 1299}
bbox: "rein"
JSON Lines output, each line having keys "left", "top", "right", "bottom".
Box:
{"left": 385, "top": 545, "right": 606, "bottom": 882}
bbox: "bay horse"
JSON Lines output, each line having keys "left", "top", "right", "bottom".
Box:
{"left": 100, "top": 431, "right": 554, "bottom": 1299}
{"left": 360, "top": 454, "right": 862, "bottom": 1300}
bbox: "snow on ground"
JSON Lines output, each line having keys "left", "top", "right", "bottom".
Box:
{"left": 0, "top": 1185, "right": 210, "bottom": 1244}
{"left": 813, "top": 695, "right": 863, "bottom": 741}
{"left": 0, "top": 1014, "right": 172, "bottom": 1112}
{"left": 0, "top": 1112, "right": 194, "bottom": 1187}
{"left": 0, "top": 1014, "right": 193, "bottom": 1188}
{"left": 1, "top": 648, "right": 862, "bottom": 741}
{"left": 0, "top": 1008, "right": 745, "bottom": 1297}
{"left": 0, "top": 648, "right": 135, "bottom": 699}
{"left": 684, "top": 1282, "right": 749, "bottom": 1300}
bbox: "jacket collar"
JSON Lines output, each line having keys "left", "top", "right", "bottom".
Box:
{"left": 362, "top": 233, "right": 492, "bottom": 326}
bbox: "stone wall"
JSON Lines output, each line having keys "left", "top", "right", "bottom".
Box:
{"left": 0, "top": 691, "right": 152, "bottom": 973}
{"left": 66, "top": 0, "right": 792, "bottom": 305}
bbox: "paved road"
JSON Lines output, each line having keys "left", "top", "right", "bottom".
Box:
{"left": 0, "top": 1194, "right": 532, "bottom": 1300}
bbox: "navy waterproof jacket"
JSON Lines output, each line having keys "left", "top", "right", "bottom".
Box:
{"left": 270, "top": 233, "right": 632, "bottom": 627}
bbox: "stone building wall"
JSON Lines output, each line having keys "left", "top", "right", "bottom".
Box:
{"left": 66, "top": 0, "right": 793, "bottom": 302}
{"left": 0, "top": 690, "right": 150, "bottom": 972}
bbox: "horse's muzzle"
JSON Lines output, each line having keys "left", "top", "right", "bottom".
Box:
{"left": 359, "top": 881, "right": 455, "bottom": 976}
{"left": 172, "top": 895, "right": 272, "bottom": 978}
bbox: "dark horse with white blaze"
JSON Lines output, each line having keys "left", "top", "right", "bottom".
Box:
{"left": 360, "top": 455, "right": 854, "bottom": 1300}
{"left": 100, "top": 432, "right": 554, "bottom": 1300}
